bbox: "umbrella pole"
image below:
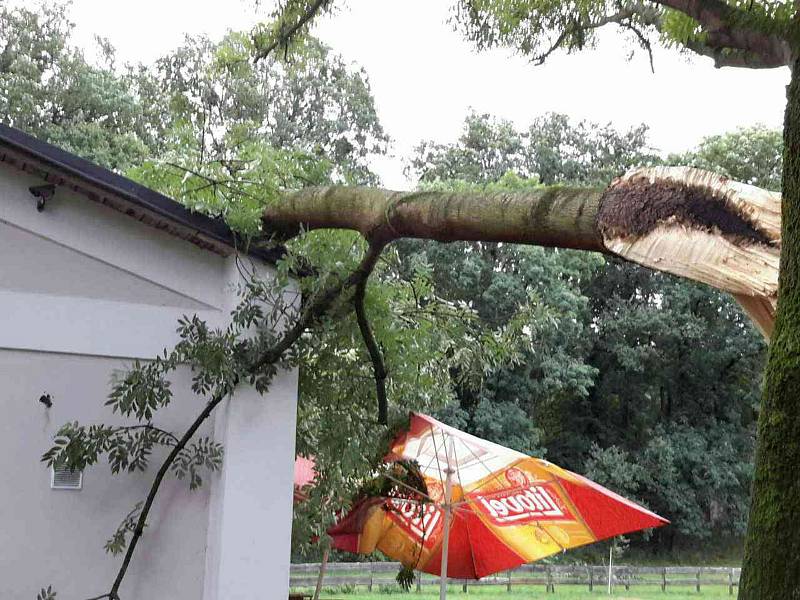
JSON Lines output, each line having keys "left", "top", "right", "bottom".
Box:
{"left": 439, "top": 463, "right": 455, "bottom": 600}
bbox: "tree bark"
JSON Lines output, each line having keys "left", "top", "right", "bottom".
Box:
{"left": 265, "top": 185, "right": 606, "bottom": 250}
{"left": 738, "top": 56, "right": 800, "bottom": 599}
{"left": 313, "top": 543, "right": 330, "bottom": 600}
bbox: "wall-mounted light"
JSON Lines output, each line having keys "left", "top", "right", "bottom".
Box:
{"left": 29, "top": 184, "right": 56, "bottom": 212}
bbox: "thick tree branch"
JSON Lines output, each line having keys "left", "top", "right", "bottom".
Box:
{"left": 263, "top": 167, "right": 782, "bottom": 338}
{"left": 353, "top": 275, "right": 388, "bottom": 425}
{"left": 684, "top": 39, "right": 787, "bottom": 68}
{"left": 651, "top": 0, "right": 792, "bottom": 67}
{"left": 264, "top": 186, "right": 607, "bottom": 251}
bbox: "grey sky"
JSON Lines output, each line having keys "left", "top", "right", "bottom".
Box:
{"left": 65, "top": 0, "right": 790, "bottom": 189}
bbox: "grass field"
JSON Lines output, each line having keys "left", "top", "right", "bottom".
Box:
{"left": 297, "top": 584, "right": 736, "bottom": 599}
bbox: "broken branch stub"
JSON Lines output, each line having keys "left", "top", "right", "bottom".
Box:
{"left": 598, "top": 167, "right": 780, "bottom": 337}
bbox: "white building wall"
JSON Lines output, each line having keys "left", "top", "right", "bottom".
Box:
{"left": 0, "top": 351, "right": 213, "bottom": 600}
{"left": 0, "top": 165, "right": 298, "bottom": 599}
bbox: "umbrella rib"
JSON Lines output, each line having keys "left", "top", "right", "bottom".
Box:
{"left": 440, "top": 427, "right": 453, "bottom": 474}
{"left": 429, "top": 424, "right": 445, "bottom": 484}
{"left": 383, "top": 473, "right": 436, "bottom": 503}
{"left": 453, "top": 438, "right": 466, "bottom": 494}
{"left": 419, "top": 442, "right": 441, "bottom": 479}
{"left": 458, "top": 436, "right": 511, "bottom": 494}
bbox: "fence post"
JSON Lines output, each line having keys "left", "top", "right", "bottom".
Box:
{"left": 368, "top": 563, "right": 373, "bottom": 592}
{"left": 546, "top": 565, "right": 554, "bottom": 593}
{"left": 696, "top": 567, "right": 701, "bottom": 593}
{"left": 729, "top": 568, "right": 734, "bottom": 595}
{"left": 588, "top": 566, "right": 593, "bottom": 592}
{"left": 507, "top": 570, "right": 512, "bottom": 593}
{"left": 416, "top": 570, "right": 421, "bottom": 593}
{"left": 661, "top": 567, "right": 667, "bottom": 592}
{"left": 462, "top": 580, "right": 468, "bottom": 593}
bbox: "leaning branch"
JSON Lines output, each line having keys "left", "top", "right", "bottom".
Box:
{"left": 354, "top": 275, "right": 389, "bottom": 425}
{"left": 108, "top": 387, "right": 231, "bottom": 599}
{"left": 102, "top": 240, "right": 386, "bottom": 599}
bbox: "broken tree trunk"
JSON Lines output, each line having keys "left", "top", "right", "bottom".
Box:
{"left": 263, "top": 166, "right": 781, "bottom": 337}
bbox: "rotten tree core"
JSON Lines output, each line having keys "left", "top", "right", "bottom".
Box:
{"left": 597, "top": 177, "right": 774, "bottom": 246}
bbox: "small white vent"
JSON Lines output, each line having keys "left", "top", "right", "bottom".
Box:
{"left": 50, "top": 465, "right": 83, "bottom": 490}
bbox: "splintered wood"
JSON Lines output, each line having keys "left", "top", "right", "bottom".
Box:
{"left": 601, "top": 167, "right": 781, "bottom": 338}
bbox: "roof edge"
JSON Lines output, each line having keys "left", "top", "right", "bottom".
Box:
{"left": 0, "top": 123, "right": 282, "bottom": 264}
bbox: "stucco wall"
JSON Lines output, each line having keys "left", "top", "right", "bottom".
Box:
{"left": 0, "top": 164, "right": 298, "bottom": 599}
{"left": 0, "top": 351, "right": 213, "bottom": 599}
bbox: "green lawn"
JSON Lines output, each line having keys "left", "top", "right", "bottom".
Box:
{"left": 300, "top": 585, "right": 735, "bottom": 599}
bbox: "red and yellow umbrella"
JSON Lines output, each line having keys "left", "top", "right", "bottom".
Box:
{"left": 329, "top": 413, "right": 667, "bottom": 595}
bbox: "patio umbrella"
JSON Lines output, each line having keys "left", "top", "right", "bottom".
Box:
{"left": 328, "top": 412, "right": 668, "bottom": 599}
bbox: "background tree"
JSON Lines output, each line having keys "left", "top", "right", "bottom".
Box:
{"left": 409, "top": 111, "right": 657, "bottom": 185}
{"left": 0, "top": 2, "right": 154, "bottom": 170}
{"left": 669, "top": 124, "right": 783, "bottom": 191}
{"left": 145, "top": 31, "right": 388, "bottom": 184}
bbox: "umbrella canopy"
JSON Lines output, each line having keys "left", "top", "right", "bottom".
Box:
{"left": 329, "top": 412, "right": 668, "bottom": 581}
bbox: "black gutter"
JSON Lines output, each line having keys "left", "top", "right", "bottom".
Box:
{"left": 0, "top": 123, "right": 282, "bottom": 264}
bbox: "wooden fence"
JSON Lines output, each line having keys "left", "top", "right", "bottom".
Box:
{"left": 290, "top": 562, "right": 742, "bottom": 594}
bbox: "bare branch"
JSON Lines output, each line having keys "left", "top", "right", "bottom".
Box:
{"left": 353, "top": 271, "right": 389, "bottom": 425}
{"left": 619, "top": 21, "right": 656, "bottom": 72}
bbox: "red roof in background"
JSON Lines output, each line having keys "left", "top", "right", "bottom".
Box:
{"left": 294, "top": 456, "right": 316, "bottom": 502}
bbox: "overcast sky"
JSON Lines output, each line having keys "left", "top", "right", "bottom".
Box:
{"left": 63, "top": 0, "right": 790, "bottom": 189}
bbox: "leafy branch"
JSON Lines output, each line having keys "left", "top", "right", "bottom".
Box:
{"left": 253, "top": 0, "right": 333, "bottom": 61}
{"left": 39, "top": 240, "right": 386, "bottom": 600}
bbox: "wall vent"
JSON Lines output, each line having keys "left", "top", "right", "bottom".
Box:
{"left": 50, "top": 465, "right": 82, "bottom": 490}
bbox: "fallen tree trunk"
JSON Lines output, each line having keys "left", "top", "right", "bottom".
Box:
{"left": 264, "top": 166, "right": 781, "bottom": 337}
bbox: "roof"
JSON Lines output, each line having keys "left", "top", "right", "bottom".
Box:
{"left": 0, "top": 123, "right": 281, "bottom": 263}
